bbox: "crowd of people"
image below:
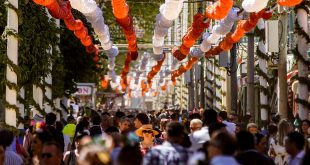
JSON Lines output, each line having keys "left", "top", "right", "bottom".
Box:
{"left": 1, "top": 108, "right": 310, "bottom": 165}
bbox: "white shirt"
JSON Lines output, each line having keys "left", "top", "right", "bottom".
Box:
{"left": 222, "top": 120, "right": 236, "bottom": 135}
{"left": 189, "top": 127, "right": 210, "bottom": 151}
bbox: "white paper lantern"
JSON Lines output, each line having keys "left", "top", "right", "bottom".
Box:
{"left": 70, "top": 0, "right": 97, "bottom": 14}
{"left": 190, "top": 47, "right": 204, "bottom": 58}
{"left": 242, "top": 0, "right": 269, "bottom": 13}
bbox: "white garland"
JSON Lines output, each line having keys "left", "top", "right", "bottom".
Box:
{"left": 242, "top": 0, "right": 269, "bottom": 13}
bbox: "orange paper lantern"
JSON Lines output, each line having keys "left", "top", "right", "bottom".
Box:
{"left": 277, "top": 0, "right": 303, "bottom": 7}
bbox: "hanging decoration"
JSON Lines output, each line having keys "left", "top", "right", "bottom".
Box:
{"left": 120, "top": 52, "right": 131, "bottom": 91}
{"left": 147, "top": 53, "right": 166, "bottom": 88}
{"left": 32, "top": 0, "right": 99, "bottom": 61}
{"left": 205, "top": 9, "right": 272, "bottom": 57}
{"left": 171, "top": 57, "right": 198, "bottom": 85}
{"left": 152, "top": 0, "right": 185, "bottom": 56}
{"left": 278, "top": 0, "right": 303, "bottom": 7}
{"left": 205, "top": 0, "right": 233, "bottom": 20}
{"left": 70, "top": 0, "right": 119, "bottom": 74}
{"left": 111, "top": 0, "right": 138, "bottom": 60}
{"left": 161, "top": 80, "right": 167, "bottom": 91}
{"left": 190, "top": 8, "right": 242, "bottom": 58}
{"left": 101, "top": 76, "right": 109, "bottom": 89}
{"left": 134, "top": 52, "right": 149, "bottom": 85}
{"left": 172, "top": 12, "right": 210, "bottom": 61}
{"left": 242, "top": 0, "right": 269, "bottom": 13}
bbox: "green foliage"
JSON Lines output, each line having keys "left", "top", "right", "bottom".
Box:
{"left": 0, "top": 0, "right": 7, "bottom": 100}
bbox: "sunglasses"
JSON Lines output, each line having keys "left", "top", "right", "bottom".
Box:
{"left": 142, "top": 130, "right": 153, "bottom": 134}
{"left": 41, "top": 153, "right": 53, "bottom": 158}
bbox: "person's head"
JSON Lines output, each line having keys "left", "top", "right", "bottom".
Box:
{"left": 160, "top": 119, "right": 169, "bottom": 131}
{"left": 170, "top": 113, "right": 179, "bottom": 121}
{"left": 236, "top": 131, "right": 255, "bottom": 151}
{"left": 73, "top": 132, "right": 89, "bottom": 151}
{"left": 218, "top": 111, "right": 228, "bottom": 121}
{"left": 202, "top": 109, "right": 218, "bottom": 126}
{"left": 135, "top": 124, "right": 158, "bottom": 142}
{"left": 134, "top": 113, "right": 149, "bottom": 129}
{"left": 78, "top": 145, "right": 110, "bottom": 165}
{"left": 31, "top": 130, "right": 53, "bottom": 156}
{"left": 45, "top": 112, "right": 57, "bottom": 126}
{"left": 199, "top": 108, "right": 204, "bottom": 116}
{"left": 267, "top": 123, "right": 278, "bottom": 136}
{"left": 255, "top": 133, "right": 268, "bottom": 154}
{"left": 0, "top": 129, "right": 14, "bottom": 150}
{"left": 181, "top": 132, "right": 191, "bottom": 148}
{"left": 247, "top": 123, "right": 258, "bottom": 134}
{"left": 278, "top": 119, "right": 293, "bottom": 146}
{"left": 285, "top": 131, "right": 305, "bottom": 157}
{"left": 67, "top": 116, "right": 76, "bottom": 124}
{"left": 166, "top": 122, "right": 184, "bottom": 144}
{"left": 119, "top": 117, "right": 131, "bottom": 133}
{"left": 40, "top": 142, "right": 63, "bottom": 165}
{"left": 91, "top": 115, "right": 102, "bottom": 126}
{"left": 300, "top": 119, "right": 310, "bottom": 136}
{"left": 190, "top": 119, "right": 203, "bottom": 133}
{"left": 208, "top": 132, "right": 237, "bottom": 159}
{"left": 209, "top": 122, "right": 227, "bottom": 137}
{"left": 118, "top": 142, "right": 142, "bottom": 165}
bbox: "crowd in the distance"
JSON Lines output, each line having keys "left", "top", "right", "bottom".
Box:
{"left": 1, "top": 108, "right": 310, "bottom": 165}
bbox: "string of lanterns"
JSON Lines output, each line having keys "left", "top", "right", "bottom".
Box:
{"left": 147, "top": 53, "right": 166, "bottom": 88}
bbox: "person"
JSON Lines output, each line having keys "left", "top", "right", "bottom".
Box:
{"left": 118, "top": 133, "right": 143, "bottom": 165}
{"left": 143, "top": 122, "right": 191, "bottom": 165}
{"left": 247, "top": 123, "right": 258, "bottom": 134}
{"left": 118, "top": 117, "right": 131, "bottom": 135}
{"left": 30, "top": 125, "right": 53, "bottom": 165}
{"left": 236, "top": 131, "right": 273, "bottom": 165}
{"left": 255, "top": 133, "right": 269, "bottom": 155}
{"left": 45, "top": 112, "right": 65, "bottom": 152}
{"left": 301, "top": 149, "right": 310, "bottom": 165}
{"left": 56, "top": 121, "right": 71, "bottom": 152}
{"left": 208, "top": 123, "right": 227, "bottom": 137}
{"left": 189, "top": 119, "right": 202, "bottom": 133}
{"left": 190, "top": 109, "right": 218, "bottom": 151}
{"left": 0, "top": 129, "right": 23, "bottom": 165}
{"left": 285, "top": 132, "right": 305, "bottom": 165}
{"left": 219, "top": 111, "right": 236, "bottom": 135}
{"left": 0, "top": 144, "right": 4, "bottom": 165}
{"left": 62, "top": 116, "right": 76, "bottom": 143}
{"left": 101, "top": 112, "right": 112, "bottom": 131}
{"left": 40, "top": 142, "right": 63, "bottom": 165}
{"left": 300, "top": 119, "right": 310, "bottom": 139}
{"left": 208, "top": 132, "right": 239, "bottom": 165}
{"left": 63, "top": 132, "right": 89, "bottom": 165}
{"left": 89, "top": 115, "right": 102, "bottom": 137}
{"left": 269, "top": 119, "right": 292, "bottom": 165}
{"left": 135, "top": 124, "right": 159, "bottom": 156}
{"left": 78, "top": 145, "right": 111, "bottom": 165}
{"left": 134, "top": 113, "right": 149, "bottom": 129}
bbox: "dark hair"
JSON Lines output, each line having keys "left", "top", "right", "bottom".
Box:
{"left": 219, "top": 111, "right": 228, "bottom": 120}
{"left": 118, "top": 143, "right": 142, "bottom": 165}
{"left": 101, "top": 112, "right": 110, "bottom": 116}
{"left": 55, "top": 121, "right": 64, "bottom": 132}
{"left": 170, "top": 113, "right": 179, "bottom": 121}
{"left": 34, "top": 130, "right": 53, "bottom": 144}
{"left": 45, "top": 112, "right": 57, "bottom": 125}
{"left": 166, "top": 122, "right": 184, "bottom": 138}
{"left": 43, "top": 141, "right": 62, "bottom": 155}
{"left": 181, "top": 132, "right": 191, "bottom": 148}
{"left": 75, "top": 131, "right": 89, "bottom": 142}
{"left": 209, "top": 122, "right": 227, "bottom": 136}
{"left": 92, "top": 115, "right": 102, "bottom": 125}
{"left": 0, "top": 129, "right": 14, "bottom": 149}
{"left": 212, "top": 132, "right": 236, "bottom": 155}
{"left": 115, "top": 111, "right": 126, "bottom": 119}
{"left": 287, "top": 131, "right": 305, "bottom": 150}
{"left": 254, "top": 133, "right": 265, "bottom": 145}
{"left": 268, "top": 124, "right": 278, "bottom": 135}
{"left": 105, "top": 126, "right": 120, "bottom": 134}
{"left": 67, "top": 116, "right": 75, "bottom": 123}
{"left": 202, "top": 109, "right": 218, "bottom": 126}
{"left": 236, "top": 131, "right": 255, "bottom": 151}
{"left": 135, "top": 113, "right": 149, "bottom": 125}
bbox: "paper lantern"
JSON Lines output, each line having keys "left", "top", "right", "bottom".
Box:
{"left": 101, "top": 78, "right": 108, "bottom": 89}
{"left": 159, "top": 0, "right": 185, "bottom": 21}
{"left": 205, "top": 0, "right": 233, "bottom": 20}
{"left": 277, "top": 0, "right": 303, "bottom": 7}
{"left": 242, "top": 0, "right": 269, "bottom": 13}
